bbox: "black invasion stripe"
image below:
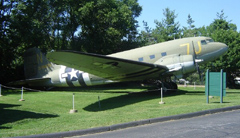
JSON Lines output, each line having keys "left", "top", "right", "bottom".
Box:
{"left": 65, "top": 67, "right": 75, "bottom": 87}
{"left": 125, "top": 68, "right": 155, "bottom": 77}
{"left": 66, "top": 76, "right": 74, "bottom": 87}
{"left": 78, "top": 73, "right": 87, "bottom": 87}
{"left": 102, "top": 67, "right": 157, "bottom": 80}
{"left": 121, "top": 68, "right": 164, "bottom": 80}
{"left": 104, "top": 68, "right": 166, "bottom": 80}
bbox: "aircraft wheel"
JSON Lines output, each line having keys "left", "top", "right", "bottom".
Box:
{"left": 162, "top": 82, "right": 170, "bottom": 93}
{"left": 170, "top": 82, "right": 178, "bottom": 90}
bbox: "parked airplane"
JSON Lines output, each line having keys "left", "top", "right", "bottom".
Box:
{"left": 17, "top": 37, "right": 228, "bottom": 90}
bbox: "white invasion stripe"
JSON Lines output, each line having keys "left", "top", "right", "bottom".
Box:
{"left": 59, "top": 66, "right": 67, "bottom": 84}
{"left": 72, "top": 80, "right": 81, "bottom": 87}
{"left": 82, "top": 73, "right": 92, "bottom": 86}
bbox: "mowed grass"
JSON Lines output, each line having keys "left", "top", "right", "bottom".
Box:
{"left": 1, "top": 85, "right": 240, "bottom": 137}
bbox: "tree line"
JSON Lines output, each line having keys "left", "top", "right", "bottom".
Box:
{"left": 1, "top": 0, "right": 240, "bottom": 87}
{"left": 138, "top": 8, "right": 240, "bottom": 87}
{"left": 0, "top": 0, "right": 142, "bottom": 83}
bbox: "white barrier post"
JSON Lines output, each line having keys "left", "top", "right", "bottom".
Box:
{"left": 194, "top": 82, "right": 196, "bottom": 90}
{"left": 0, "top": 84, "right": 2, "bottom": 96}
{"left": 159, "top": 88, "right": 165, "bottom": 104}
{"left": 70, "top": 93, "right": 77, "bottom": 113}
{"left": 19, "top": 87, "right": 25, "bottom": 101}
{"left": 73, "top": 93, "right": 75, "bottom": 110}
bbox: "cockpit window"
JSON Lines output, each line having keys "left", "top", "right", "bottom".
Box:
{"left": 206, "top": 39, "right": 214, "bottom": 43}
{"left": 201, "top": 40, "right": 207, "bottom": 45}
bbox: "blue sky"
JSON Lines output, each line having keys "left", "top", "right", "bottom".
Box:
{"left": 136, "top": 0, "right": 240, "bottom": 31}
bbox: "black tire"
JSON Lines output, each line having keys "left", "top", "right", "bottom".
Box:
{"left": 170, "top": 82, "right": 178, "bottom": 90}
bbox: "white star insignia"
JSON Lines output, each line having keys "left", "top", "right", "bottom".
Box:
{"left": 69, "top": 69, "right": 78, "bottom": 80}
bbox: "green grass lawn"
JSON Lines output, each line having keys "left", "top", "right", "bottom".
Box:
{"left": 1, "top": 86, "right": 240, "bottom": 137}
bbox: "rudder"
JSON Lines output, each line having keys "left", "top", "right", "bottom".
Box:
{"left": 24, "top": 47, "right": 53, "bottom": 79}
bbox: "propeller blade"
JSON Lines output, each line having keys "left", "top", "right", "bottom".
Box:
{"left": 192, "top": 41, "right": 197, "bottom": 59}
{"left": 192, "top": 41, "right": 202, "bottom": 84}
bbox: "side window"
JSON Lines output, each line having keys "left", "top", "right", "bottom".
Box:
{"left": 201, "top": 40, "right": 207, "bottom": 45}
{"left": 161, "top": 52, "right": 167, "bottom": 57}
{"left": 149, "top": 55, "right": 155, "bottom": 59}
{"left": 206, "top": 39, "right": 214, "bottom": 43}
{"left": 138, "top": 57, "right": 144, "bottom": 62}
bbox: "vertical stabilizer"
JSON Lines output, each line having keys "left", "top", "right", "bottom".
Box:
{"left": 24, "top": 48, "right": 53, "bottom": 79}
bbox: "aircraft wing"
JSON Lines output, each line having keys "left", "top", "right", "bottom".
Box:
{"left": 47, "top": 51, "right": 169, "bottom": 81}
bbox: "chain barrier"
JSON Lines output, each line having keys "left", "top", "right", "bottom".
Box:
{"left": 0, "top": 84, "right": 42, "bottom": 92}
{"left": 0, "top": 83, "right": 178, "bottom": 93}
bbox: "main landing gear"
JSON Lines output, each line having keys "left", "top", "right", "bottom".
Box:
{"left": 155, "top": 80, "right": 178, "bottom": 93}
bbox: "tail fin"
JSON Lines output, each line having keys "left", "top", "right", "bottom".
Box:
{"left": 24, "top": 47, "right": 53, "bottom": 79}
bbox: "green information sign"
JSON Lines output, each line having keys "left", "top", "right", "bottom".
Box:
{"left": 205, "top": 69, "right": 226, "bottom": 103}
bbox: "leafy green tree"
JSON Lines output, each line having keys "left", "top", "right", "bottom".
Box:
{"left": 182, "top": 14, "right": 197, "bottom": 37}
{"left": 0, "top": 0, "right": 18, "bottom": 83}
{"left": 152, "top": 8, "right": 180, "bottom": 42}
{"left": 197, "top": 10, "right": 240, "bottom": 87}
{"left": 137, "top": 21, "right": 156, "bottom": 46}
{"left": 187, "top": 14, "right": 195, "bottom": 29}
{"left": 179, "top": 10, "right": 240, "bottom": 86}
{"left": 49, "top": 0, "right": 83, "bottom": 50}
{"left": 1, "top": 0, "right": 55, "bottom": 83}
{"left": 204, "top": 10, "right": 237, "bottom": 35}
{"left": 0, "top": 0, "right": 142, "bottom": 84}
{"left": 78, "top": 0, "right": 142, "bottom": 54}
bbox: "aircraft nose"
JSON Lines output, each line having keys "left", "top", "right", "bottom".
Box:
{"left": 211, "top": 42, "right": 228, "bottom": 59}
{"left": 218, "top": 42, "right": 228, "bottom": 54}
{"left": 198, "top": 41, "right": 228, "bottom": 64}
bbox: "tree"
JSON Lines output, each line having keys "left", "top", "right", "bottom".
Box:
{"left": 49, "top": 0, "right": 84, "bottom": 50}
{"left": 0, "top": 0, "right": 142, "bottom": 84}
{"left": 207, "top": 10, "right": 237, "bottom": 33}
{"left": 0, "top": 0, "right": 20, "bottom": 83}
{"left": 137, "top": 21, "right": 155, "bottom": 46}
{"left": 182, "top": 14, "right": 197, "bottom": 37}
{"left": 187, "top": 14, "right": 195, "bottom": 29}
{"left": 152, "top": 8, "right": 180, "bottom": 42}
{"left": 198, "top": 10, "right": 240, "bottom": 87}
{"left": 78, "top": 0, "right": 142, "bottom": 54}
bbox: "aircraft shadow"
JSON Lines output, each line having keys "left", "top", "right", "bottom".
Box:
{"left": 0, "top": 103, "right": 58, "bottom": 129}
{"left": 1, "top": 89, "right": 23, "bottom": 95}
{"left": 83, "top": 89, "right": 187, "bottom": 112}
{"left": 226, "top": 91, "right": 240, "bottom": 94}
{"left": 211, "top": 102, "right": 231, "bottom": 103}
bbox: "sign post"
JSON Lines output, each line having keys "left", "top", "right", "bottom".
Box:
{"left": 220, "top": 69, "right": 223, "bottom": 103}
{"left": 206, "top": 69, "right": 209, "bottom": 103}
{"left": 205, "top": 69, "right": 226, "bottom": 104}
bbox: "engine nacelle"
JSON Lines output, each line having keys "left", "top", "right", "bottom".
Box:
{"left": 154, "top": 54, "right": 196, "bottom": 78}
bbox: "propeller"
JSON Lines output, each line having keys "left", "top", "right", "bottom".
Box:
{"left": 192, "top": 41, "right": 203, "bottom": 84}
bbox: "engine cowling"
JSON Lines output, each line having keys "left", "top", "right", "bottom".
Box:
{"left": 154, "top": 54, "right": 196, "bottom": 78}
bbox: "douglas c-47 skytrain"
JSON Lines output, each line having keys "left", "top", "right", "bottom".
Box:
{"left": 15, "top": 37, "right": 228, "bottom": 90}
